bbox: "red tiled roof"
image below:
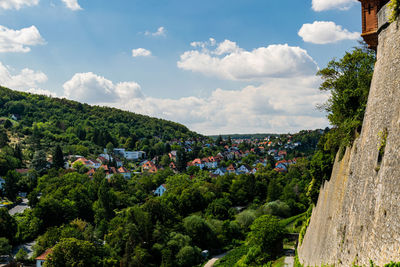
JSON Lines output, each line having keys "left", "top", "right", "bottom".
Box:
{"left": 16, "top": 169, "right": 29, "bottom": 174}
{"left": 35, "top": 248, "right": 53, "bottom": 260}
{"left": 118, "top": 167, "right": 128, "bottom": 173}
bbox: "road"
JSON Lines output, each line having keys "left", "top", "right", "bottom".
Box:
{"left": 204, "top": 252, "right": 227, "bottom": 267}
{"left": 284, "top": 248, "right": 295, "bottom": 267}
{"left": 8, "top": 198, "right": 30, "bottom": 215}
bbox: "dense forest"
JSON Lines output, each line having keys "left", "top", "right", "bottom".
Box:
{"left": 0, "top": 86, "right": 200, "bottom": 159}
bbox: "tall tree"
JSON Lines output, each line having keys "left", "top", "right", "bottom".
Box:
{"left": 0, "top": 127, "right": 8, "bottom": 148}
{"left": 4, "top": 170, "right": 21, "bottom": 201}
{"left": 31, "top": 150, "right": 47, "bottom": 174}
{"left": 176, "top": 149, "right": 187, "bottom": 172}
{"left": 53, "top": 145, "right": 64, "bottom": 169}
{"left": 317, "top": 47, "right": 375, "bottom": 149}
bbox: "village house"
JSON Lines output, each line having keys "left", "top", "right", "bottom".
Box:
{"left": 154, "top": 184, "right": 167, "bottom": 196}
{"left": 213, "top": 168, "right": 227, "bottom": 176}
{"left": 72, "top": 157, "right": 101, "bottom": 169}
{"left": 0, "top": 177, "right": 4, "bottom": 190}
{"left": 142, "top": 161, "right": 158, "bottom": 173}
{"left": 236, "top": 164, "right": 252, "bottom": 174}
{"left": 35, "top": 248, "right": 52, "bottom": 267}
{"left": 117, "top": 167, "right": 131, "bottom": 179}
{"left": 168, "top": 150, "right": 177, "bottom": 161}
{"left": 227, "top": 164, "right": 236, "bottom": 174}
{"left": 112, "top": 148, "right": 146, "bottom": 161}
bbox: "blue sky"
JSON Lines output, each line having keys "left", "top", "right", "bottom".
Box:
{"left": 0, "top": 0, "right": 363, "bottom": 134}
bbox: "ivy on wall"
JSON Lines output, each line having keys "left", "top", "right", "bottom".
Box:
{"left": 389, "top": 0, "right": 400, "bottom": 22}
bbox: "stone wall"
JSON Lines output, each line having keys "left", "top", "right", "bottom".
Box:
{"left": 298, "top": 17, "right": 400, "bottom": 266}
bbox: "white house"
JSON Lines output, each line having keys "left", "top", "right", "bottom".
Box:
{"left": 275, "top": 163, "right": 288, "bottom": 170}
{"left": 110, "top": 148, "right": 146, "bottom": 161}
{"left": 117, "top": 167, "right": 131, "bottom": 179}
{"left": 213, "top": 168, "right": 226, "bottom": 176}
{"left": 154, "top": 184, "right": 167, "bottom": 196}
{"left": 35, "top": 249, "right": 52, "bottom": 267}
{"left": 0, "top": 177, "right": 5, "bottom": 190}
{"left": 236, "top": 165, "right": 251, "bottom": 174}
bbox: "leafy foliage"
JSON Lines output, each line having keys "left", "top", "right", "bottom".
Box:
{"left": 317, "top": 47, "right": 375, "bottom": 150}
{"left": 389, "top": 0, "right": 400, "bottom": 22}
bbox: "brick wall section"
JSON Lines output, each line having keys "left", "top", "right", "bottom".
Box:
{"left": 298, "top": 17, "right": 400, "bottom": 267}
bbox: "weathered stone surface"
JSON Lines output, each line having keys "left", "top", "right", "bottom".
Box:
{"left": 298, "top": 17, "right": 400, "bottom": 267}
{"left": 378, "top": 2, "right": 390, "bottom": 31}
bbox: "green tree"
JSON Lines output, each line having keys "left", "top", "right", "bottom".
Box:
{"left": 317, "top": 47, "right": 375, "bottom": 149}
{"left": 44, "top": 238, "right": 100, "bottom": 267}
{"left": 243, "top": 215, "right": 285, "bottom": 264}
{"left": 3, "top": 119, "right": 12, "bottom": 129}
{"left": 0, "top": 237, "right": 12, "bottom": 256}
{"left": 31, "top": 150, "right": 47, "bottom": 174}
{"left": 106, "top": 142, "right": 114, "bottom": 155}
{"left": 53, "top": 145, "right": 64, "bottom": 169}
{"left": 176, "top": 149, "right": 187, "bottom": 172}
{"left": 175, "top": 245, "right": 201, "bottom": 267}
{"left": 4, "top": 170, "right": 21, "bottom": 201}
{"left": 15, "top": 248, "right": 28, "bottom": 262}
{"left": 183, "top": 215, "right": 217, "bottom": 250}
{"left": 160, "top": 154, "right": 171, "bottom": 167}
{"left": 0, "top": 127, "right": 9, "bottom": 148}
{"left": 0, "top": 208, "right": 17, "bottom": 242}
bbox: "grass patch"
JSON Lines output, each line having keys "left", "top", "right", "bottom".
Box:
{"left": 214, "top": 246, "right": 248, "bottom": 267}
{"left": 271, "top": 256, "right": 286, "bottom": 267}
{"left": 280, "top": 212, "right": 307, "bottom": 233}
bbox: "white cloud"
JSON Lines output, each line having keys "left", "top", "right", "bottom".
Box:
{"left": 214, "top": 40, "right": 242, "bottom": 55}
{"left": 145, "top": 26, "right": 166, "bottom": 37}
{"left": 298, "top": 21, "right": 360, "bottom": 44}
{"left": 0, "top": 61, "right": 55, "bottom": 97}
{"left": 0, "top": 0, "right": 39, "bottom": 10}
{"left": 61, "top": 0, "right": 82, "bottom": 11}
{"left": 132, "top": 48, "right": 152, "bottom": 57}
{"left": 26, "top": 88, "right": 57, "bottom": 97}
{"left": 0, "top": 25, "right": 45, "bottom": 53}
{"left": 0, "top": 61, "right": 47, "bottom": 90}
{"left": 63, "top": 72, "right": 143, "bottom": 104}
{"left": 62, "top": 71, "right": 329, "bottom": 134}
{"left": 177, "top": 40, "right": 318, "bottom": 81}
{"left": 62, "top": 39, "right": 330, "bottom": 134}
{"left": 116, "top": 77, "right": 329, "bottom": 134}
{"left": 312, "top": 0, "right": 357, "bottom": 11}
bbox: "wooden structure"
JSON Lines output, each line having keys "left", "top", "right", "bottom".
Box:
{"left": 358, "top": 0, "right": 390, "bottom": 49}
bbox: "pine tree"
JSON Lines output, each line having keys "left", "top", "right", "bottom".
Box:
{"left": 53, "top": 145, "right": 64, "bottom": 169}
{"left": 176, "top": 149, "right": 188, "bottom": 172}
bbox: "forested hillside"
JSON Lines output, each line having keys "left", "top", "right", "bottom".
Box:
{"left": 0, "top": 86, "right": 200, "bottom": 157}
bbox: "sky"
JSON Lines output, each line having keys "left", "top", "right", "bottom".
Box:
{"left": 0, "top": 0, "right": 363, "bottom": 135}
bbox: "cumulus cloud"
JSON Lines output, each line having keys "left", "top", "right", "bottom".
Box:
{"left": 132, "top": 48, "right": 152, "bottom": 57}
{"left": 62, "top": 39, "right": 329, "bottom": 134}
{"left": 0, "top": 61, "right": 55, "bottom": 97}
{"left": 312, "top": 0, "right": 357, "bottom": 11}
{"left": 26, "top": 88, "right": 57, "bottom": 97}
{"left": 0, "top": 0, "right": 39, "bottom": 10}
{"left": 62, "top": 71, "right": 329, "bottom": 134}
{"left": 61, "top": 0, "right": 82, "bottom": 11}
{"left": 63, "top": 72, "right": 143, "bottom": 104}
{"left": 145, "top": 27, "right": 166, "bottom": 37}
{"left": 0, "top": 61, "right": 47, "bottom": 90}
{"left": 116, "top": 77, "right": 329, "bottom": 134}
{"left": 177, "top": 40, "right": 318, "bottom": 81}
{"left": 298, "top": 21, "right": 360, "bottom": 44}
{"left": 0, "top": 25, "right": 45, "bottom": 53}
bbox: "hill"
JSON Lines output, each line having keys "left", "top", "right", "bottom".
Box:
{"left": 0, "top": 86, "right": 201, "bottom": 158}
